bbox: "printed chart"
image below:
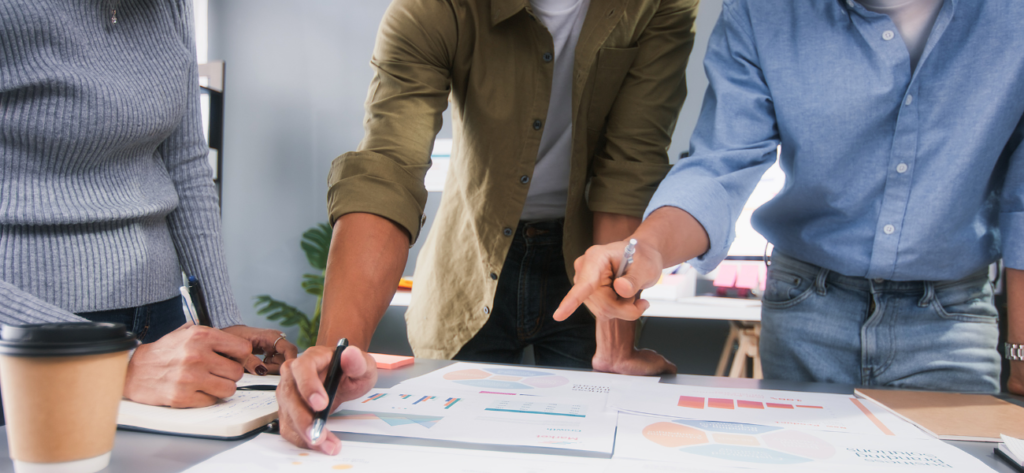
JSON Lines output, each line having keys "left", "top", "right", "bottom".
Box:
{"left": 486, "top": 400, "right": 587, "bottom": 418}
{"left": 182, "top": 434, "right": 611, "bottom": 473}
{"left": 327, "top": 388, "right": 617, "bottom": 453}
{"left": 442, "top": 367, "right": 570, "bottom": 390}
{"left": 614, "top": 413, "right": 994, "bottom": 473}
{"left": 612, "top": 384, "right": 928, "bottom": 438}
{"left": 641, "top": 418, "right": 835, "bottom": 465}
{"left": 394, "top": 362, "right": 660, "bottom": 397}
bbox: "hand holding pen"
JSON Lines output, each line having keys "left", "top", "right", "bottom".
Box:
{"left": 276, "top": 339, "right": 379, "bottom": 455}
{"left": 554, "top": 237, "right": 663, "bottom": 323}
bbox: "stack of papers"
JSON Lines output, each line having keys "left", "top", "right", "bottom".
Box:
{"left": 181, "top": 363, "right": 1000, "bottom": 472}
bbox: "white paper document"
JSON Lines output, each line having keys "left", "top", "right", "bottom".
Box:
{"left": 327, "top": 388, "right": 617, "bottom": 453}
{"left": 182, "top": 433, "right": 610, "bottom": 473}
{"left": 612, "top": 383, "right": 927, "bottom": 438}
{"left": 613, "top": 413, "right": 995, "bottom": 473}
{"left": 393, "top": 362, "right": 659, "bottom": 398}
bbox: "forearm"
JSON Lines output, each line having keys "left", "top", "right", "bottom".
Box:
{"left": 317, "top": 213, "right": 410, "bottom": 351}
{"left": 592, "top": 212, "right": 643, "bottom": 360}
{"left": 633, "top": 206, "right": 710, "bottom": 267}
{"left": 1008, "top": 268, "right": 1024, "bottom": 344}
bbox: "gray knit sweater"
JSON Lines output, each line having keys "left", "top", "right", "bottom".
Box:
{"left": 0, "top": 0, "right": 241, "bottom": 328}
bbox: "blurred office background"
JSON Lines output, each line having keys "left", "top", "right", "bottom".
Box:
{"left": 199, "top": 0, "right": 734, "bottom": 372}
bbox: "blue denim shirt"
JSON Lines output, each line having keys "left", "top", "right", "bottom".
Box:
{"left": 647, "top": 0, "right": 1024, "bottom": 281}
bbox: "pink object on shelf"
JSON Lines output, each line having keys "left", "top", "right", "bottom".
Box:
{"left": 736, "top": 264, "right": 760, "bottom": 289}
{"left": 369, "top": 353, "right": 415, "bottom": 370}
{"left": 713, "top": 264, "right": 738, "bottom": 288}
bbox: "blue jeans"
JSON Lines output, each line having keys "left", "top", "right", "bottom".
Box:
{"left": 78, "top": 296, "right": 187, "bottom": 344}
{"left": 760, "top": 251, "right": 1000, "bottom": 393}
{"left": 453, "top": 220, "right": 596, "bottom": 368}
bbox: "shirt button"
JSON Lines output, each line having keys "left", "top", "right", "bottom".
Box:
{"left": 905, "top": 95, "right": 913, "bottom": 106}
{"left": 543, "top": 52, "right": 553, "bottom": 63}
{"left": 896, "top": 163, "right": 908, "bottom": 173}
{"left": 483, "top": 306, "right": 490, "bottom": 314}
{"left": 533, "top": 119, "right": 543, "bottom": 130}
{"left": 520, "top": 175, "right": 530, "bottom": 184}
{"left": 883, "top": 224, "right": 895, "bottom": 235}
{"left": 846, "top": 0, "right": 855, "bottom": 7}
{"left": 882, "top": 30, "right": 895, "bottom": 41}
{"left": 503, "top": 227, "right": 513, "bottom": 236}
{"left": 490, "top": 272, "right": 498, "bottom": 280}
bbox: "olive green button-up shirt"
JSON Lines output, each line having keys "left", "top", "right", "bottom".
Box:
{"left": 327, "top": 0, "right": 698, "bottom": 359}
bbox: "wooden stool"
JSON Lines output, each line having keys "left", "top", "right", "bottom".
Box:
{"left": 715, "top": 321, "right": 762, "bottom": 379}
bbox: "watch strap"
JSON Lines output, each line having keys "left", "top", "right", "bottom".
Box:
{"left": 1006, "top": 343, "right": 1024, "bottom": 361}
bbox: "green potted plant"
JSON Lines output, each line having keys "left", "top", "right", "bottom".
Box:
{"left": 254, "top": 223, "right": 331, "bottom": 349}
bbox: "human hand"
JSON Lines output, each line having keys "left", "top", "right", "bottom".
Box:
{"left": 593, "top": 347, "right": 677, "bottom": 376}
{"left": 277, "top": 345, "right": 378, "bottom": 455}
{"left": 123, "top": 324, "right": 264, "bottom": 407}
{"left": 553, "top": 239, "right": 664, "bottom": 322}
{"left": 221, "top": 325, "right": 298, "bottom": 374}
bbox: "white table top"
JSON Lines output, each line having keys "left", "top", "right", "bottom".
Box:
{"left": 391, "top": 291, "right": 761, "bottom": 323}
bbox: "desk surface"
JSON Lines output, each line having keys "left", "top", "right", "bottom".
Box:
{"left": 392, "top": 291, "right": 762, "bottom": 322}
{"left": 0, "top": 359, "right": 1016, "bottom": 472}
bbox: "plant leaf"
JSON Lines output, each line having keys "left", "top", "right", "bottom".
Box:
{"left": 301, "top": 223, "right": 332, "bottom": 270}
{"left": 301, "top": 273, "right": 325, "bottom": 296}
{"left": 252, "top": 295, "right": 310, "bottom": 328}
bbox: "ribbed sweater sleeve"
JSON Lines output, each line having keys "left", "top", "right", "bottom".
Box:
{"left": 161, "top": 0, "right": 242, "bottom": 328}
{"left": 0, "top": 281, "right": 89, "bottom": 325}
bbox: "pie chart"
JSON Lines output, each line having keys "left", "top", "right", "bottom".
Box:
{"left": 643, "top": 419, "right": 835, "bottom": 465}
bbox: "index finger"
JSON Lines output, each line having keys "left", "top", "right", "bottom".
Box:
{"left": 553, "top": 281, "right": 596, "bottom": 321}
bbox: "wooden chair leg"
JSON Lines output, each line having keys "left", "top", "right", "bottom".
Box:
{"left": 716, "top": 324, "right": 739, "bottom": 377}
{"left": 729, "top": 332, "right": 750, "bottom": 377}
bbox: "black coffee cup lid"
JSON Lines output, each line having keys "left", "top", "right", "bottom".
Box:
{"left": 0, "top": 322, "right": 140, "bottom": 357}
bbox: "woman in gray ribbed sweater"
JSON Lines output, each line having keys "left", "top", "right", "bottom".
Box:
{"left": 0, "top": 1, "right": 296, "bottom": 407}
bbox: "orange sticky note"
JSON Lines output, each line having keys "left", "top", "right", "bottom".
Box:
{"left": 369, "top": 353, "right": 415, "bottom": 370}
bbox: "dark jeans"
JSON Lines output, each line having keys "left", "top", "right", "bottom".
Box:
{"left": 78, "top": 295, "right": 187, "bottom": 344}
{"left": 453, "top": 219, "right": 596, "bottom": 368}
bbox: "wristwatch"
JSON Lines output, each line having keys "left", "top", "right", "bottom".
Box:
{"left": 1007, "top": 343, "right": 1024, "bottom": 361}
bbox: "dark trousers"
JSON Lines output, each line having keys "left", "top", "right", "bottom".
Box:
{"left": 78, "top": 295, "right": 187, "bottom": 344}
{"left": 453, "top": 220, "right": 596, "bottom": 368}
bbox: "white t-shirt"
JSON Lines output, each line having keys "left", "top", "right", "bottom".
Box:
{"left": 521, "top": 0, "right": 591, "bottom": 221}
{"left": 858, "top": 0, "right": 944, "bottom": 71}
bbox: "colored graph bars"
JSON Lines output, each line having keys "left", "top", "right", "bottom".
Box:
{"left": 363, "top": 393, "right": 388, "bottom": 403}
{"left": 444, "top": 397, "right": 461, "bottom": 409}
{"left": 677, "top": 396, "right": 823, "bottom": 410}
{"left": 413, "top": 396, "right": 436, "bottom": 405}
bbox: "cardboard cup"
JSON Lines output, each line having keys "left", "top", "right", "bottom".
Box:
{"left": 0, "top": 323, "right": 137, "bottom": 473}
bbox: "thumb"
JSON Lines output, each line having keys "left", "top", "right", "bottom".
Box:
{"left": 612, "top": 275, "right": 640, "bottom": 299}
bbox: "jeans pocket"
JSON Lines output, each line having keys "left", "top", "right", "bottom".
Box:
{"left": 930, "top": 278, "right": 997, "bottom": 324}
{"left": 762, "top": 268, "right": 815, "bottom": 309}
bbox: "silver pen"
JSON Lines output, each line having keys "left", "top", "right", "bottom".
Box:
{"left": 615, "top": 239, "right": 637, "bottom": 278}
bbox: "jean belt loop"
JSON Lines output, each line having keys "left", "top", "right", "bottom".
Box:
{"left": 919, "top": 281, "right": 935, "bottom": 308}
{"left": 815, "top": 267, "right": 830, "bottom": 296}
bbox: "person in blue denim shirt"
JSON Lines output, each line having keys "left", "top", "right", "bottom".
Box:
{"left": 556, "top": 0, "right": 1024, "bottom": 394}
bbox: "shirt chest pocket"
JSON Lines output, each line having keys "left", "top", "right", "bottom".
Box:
{"left": 586, "top": 46, "right": 639, "bottom": 132}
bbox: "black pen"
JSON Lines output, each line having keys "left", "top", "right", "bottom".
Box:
{"left": 309, "top": 338, "right": 348, "bottom": 443}
{"left": 187, "top": 276, "right": 213, "bottom": 327}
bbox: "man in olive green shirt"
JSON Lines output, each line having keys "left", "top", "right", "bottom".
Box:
{"left": 276, "top": 0, "right": 698, "bottom": 454}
